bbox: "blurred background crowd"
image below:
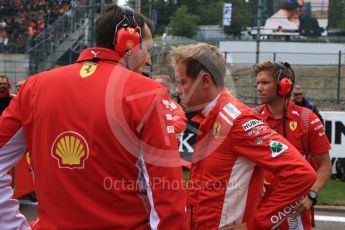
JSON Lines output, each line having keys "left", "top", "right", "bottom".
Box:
{"left": 0, "top": 0, "right": 76, "bottom": 53}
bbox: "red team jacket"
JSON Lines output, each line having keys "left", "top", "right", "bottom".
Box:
{"left": 259, "top": 101, "right": 331, "bottom": 230}
{"left": 187, "top": 89, "right": 316, "bottom": 229}
{"left": 0, "top": 48, "right": 187, "bottom": 229}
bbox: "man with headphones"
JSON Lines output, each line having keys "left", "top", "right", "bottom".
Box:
{"left": 0, "top": 75, "right": 15, "bottom": 115}
{"left": 0, "top": 4, "right": 187, "bottom": 229}
{"left": 255, "top": 61, "right": 332, "bottom": 230}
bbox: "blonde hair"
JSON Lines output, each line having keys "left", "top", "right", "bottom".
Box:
{"left": 169, "top": 43, "right": 225, "bottom": 87}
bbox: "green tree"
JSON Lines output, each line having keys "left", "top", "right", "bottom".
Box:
{"left": 141, "top": 0, "right": 179, "bottom": 35}
{"left": 328, "top": 0, "right": 345, "bottom": 31}
{"left": 196, "top": 1, "right": 224, "bottom": 25}
{"left": 168, "top": 5, "right": 200, "bottom": 38}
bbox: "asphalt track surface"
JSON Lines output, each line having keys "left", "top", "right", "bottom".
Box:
{"left": 19, "top": 201, "right": 345, "bottom": 229}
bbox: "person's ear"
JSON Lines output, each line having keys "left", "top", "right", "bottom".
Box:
{"left": 201, "top": 72, "right": 212, "bottom": 89}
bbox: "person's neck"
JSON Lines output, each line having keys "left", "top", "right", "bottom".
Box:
{"left": 267, "top": 97, "right": 287, "bottom": 119}
{"left": 208, "top": 86, "right": 223, "bottom": 102}
{"left": 191, "top": 87, "right": 223, "bottom": 114}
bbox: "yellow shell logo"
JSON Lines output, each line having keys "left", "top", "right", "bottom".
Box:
{"left": 80, "top": 62, "right": 97, "bottom": 78}
{"left": 289, "top": 121, "right": 298, "bottom": 131}
{"left": 51, "top": 131, "right": 89, "bottom": 169}
{"left": 126, "top": 40, "right": 134, "bottom": 49}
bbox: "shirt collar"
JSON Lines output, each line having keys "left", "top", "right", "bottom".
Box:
{"left": 201, "top": 93, "right": 221, "bottom": 117}
{"left": 261, "top": 100, "right": 296, "bottom": 120}
{"left": 76, "top": 47, "right": 125, "bottom": 66}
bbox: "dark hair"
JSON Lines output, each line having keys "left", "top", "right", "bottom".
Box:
{"left": 279, "top": 0, "right": 299, "bottom": 11}
{"left": 95, "top": 4, "right": 154, "bottom": 50}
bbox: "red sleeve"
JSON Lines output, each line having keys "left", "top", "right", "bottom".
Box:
{"left": 230, "top": 113, "right": 316, "bottom": 230}
{"left": 129, "top": 87, "right": 188, "bottom": 230}
{"left": 308, "top": 112, "right": 331, "bottom": 155}
{"left": 170, "top": 100, "right": 187, "bottom": 134}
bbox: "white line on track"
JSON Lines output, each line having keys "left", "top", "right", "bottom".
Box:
{"left": 315, "top": 215, "right": 345, "bottom": 222}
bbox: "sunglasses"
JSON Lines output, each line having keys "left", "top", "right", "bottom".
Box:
{"left": 294, "top": 93, "right": 303, "bottom": 96}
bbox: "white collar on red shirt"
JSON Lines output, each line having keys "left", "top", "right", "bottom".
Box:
{"left": 201, "top": 93, "right": 221, "bottom": 117}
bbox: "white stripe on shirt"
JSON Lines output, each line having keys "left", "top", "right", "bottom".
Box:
{"left": 219, "top": 156, "right": 255, "bottom": 228}
{"left": 137, "top": 150, "right": 160, "bottom": 229}
{"left": 0, "top": 128, "right": 30, "bottom": 229}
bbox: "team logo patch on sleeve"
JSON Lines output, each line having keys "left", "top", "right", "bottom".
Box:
{"left": 223, "top": 103, "right": 241, "bottom": 119}
{"left": 169, "top": 101, "right": 177, "bottom": 110}
{"left": 166, "top": 114, "right": 173, "bottom": 121}
{"left": 289, "top": 121, "right": 298, "bottom": 131}
{"left": 270, "top": 140, "right": 288, "bottom": 158}
{"left": 242, "top": 119, "right": 264, "bottom": 131}
{"left": 80, "top": 62, "right": 97, "bottom": 78}
{"left": 162, "top": 100, "right": 171, "bottom": 110}
{"left": 311, "top": 118, "right": 320, "bottom": 125}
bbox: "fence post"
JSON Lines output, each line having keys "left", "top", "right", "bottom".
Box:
{"left": 273, "top": 52, "right": 276, "bottom": 62}
{"left": 337, "top": 51, "right": 341, "bottom": 104}
{"left": 224, "top": 52, "right": 227, "bottom": 63}
{"left": 255, "top": 0, "right": 262, "bottom": 64}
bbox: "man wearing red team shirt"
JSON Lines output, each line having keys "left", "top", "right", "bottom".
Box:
{"left": 170, "top": 43, "right": 316, "bottom": 230}
{"left": 0, "top": 4, "right": 187, "bottom": 229}
{"left": 255, "top": 61, "right": 331, "bottom": 230}
{"left": 0, "top": 75, "right": 15, "bottom": 115}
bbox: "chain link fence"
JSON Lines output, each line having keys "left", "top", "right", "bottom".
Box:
{"left": 1, "top": 40, "right": 344, "bottom": 108}
{"left": 146, "top": 34, "right": 345, "bottom": 107}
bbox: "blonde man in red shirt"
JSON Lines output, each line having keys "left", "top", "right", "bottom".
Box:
{"left": 255, "top": 61, "right": 331, "bottom": 230}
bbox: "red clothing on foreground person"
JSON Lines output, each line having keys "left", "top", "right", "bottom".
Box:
{"left": 187, "top": 89, "right": 316, "bottom": 230}
{"left": 0, "top": 47, "right": 188, "bottom": 229}
{"left": 259, "top": 101, "right": 330, "bottom": 230}
{"left": 169, "top": 99, "right": 187, "bottom": 134}
{"left": 155, "top": 75, "right": 187, "bottom": 134}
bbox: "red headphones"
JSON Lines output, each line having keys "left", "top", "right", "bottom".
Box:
{"left": 274, "top": 62, "right": 294, "bottom": 97}
{"left": 113, "top": 6, "right": 141, "bottom": 57}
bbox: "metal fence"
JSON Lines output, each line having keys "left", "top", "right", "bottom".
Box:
{"left": 148, "top": 40, "right": 345, "bottom": 107}
{"left": 1, "top": 44, "right": 344, "bottom": 106}
{"left": 0, "top": 58, "right": 28, "bottom": 93}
